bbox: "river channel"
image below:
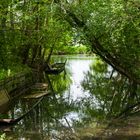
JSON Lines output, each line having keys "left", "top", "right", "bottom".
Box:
{"left": 0, "top": 55, "right": 140, "bottom": 140}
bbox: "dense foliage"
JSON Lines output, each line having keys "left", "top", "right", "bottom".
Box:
{"left": 0, "top": 1, "right": 87, "bottom": 63}
{"left": 51, "top": 1, "right": 140, "bottom": 113}
{"left": 0, "top": 0, "right": 140, "bottom": 92}
{"left": 0, "top": 0, "right": 139, "bottom": 80}
{"left": 56, "top": 0, "right": 140, "bottom": 83}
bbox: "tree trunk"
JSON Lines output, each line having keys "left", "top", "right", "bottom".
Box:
{"left": 58, "top": 7, "right": 140, "bottom": 84}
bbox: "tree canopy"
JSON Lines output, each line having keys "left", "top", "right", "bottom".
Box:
{"left": 55, "top": 0, "right": 140, "bottom": 83}
{"left": 0, "top": 0, "right": 140, "bottom": 83}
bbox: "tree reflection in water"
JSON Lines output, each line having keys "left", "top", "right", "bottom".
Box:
{"left": 81, "top": 59, "right": 140, "bottom": 119}
{"left": 4, "top": 72, "right": 79, "bottom": 140}
{"left": 1, "top": 57, "right": 140, "bottom": 140}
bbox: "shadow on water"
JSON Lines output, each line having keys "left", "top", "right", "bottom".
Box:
{"left": 1, "top": 55, "right": 140, "bottom": 139}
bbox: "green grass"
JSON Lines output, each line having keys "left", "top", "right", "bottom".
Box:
{"left": 0, "top": 65, "right": 31, "bottom": 80}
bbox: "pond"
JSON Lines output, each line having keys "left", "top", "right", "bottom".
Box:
{"left": 0, "top": 55, "right": 140, "bottom": 140}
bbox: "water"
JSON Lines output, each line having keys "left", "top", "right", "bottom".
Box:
{"left": 0, "top": 55, "right": 140, "bottom": 140}
{"left": 64, "top": 59, "right": 92, "bottom": 101}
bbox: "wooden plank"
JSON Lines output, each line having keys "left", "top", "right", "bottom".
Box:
{"left": 32, "top": 83, "right": 48, "bottom": 88}
{"left": 0, "top": 89, "right": 10, "bottom": 106}
{"left": 23, "top": 91, "right": 50, "bottom": 99}
{"left": 31, "top": 83, "right": 48, "bottom": 91}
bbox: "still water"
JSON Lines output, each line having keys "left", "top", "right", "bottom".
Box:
{"left": 0, "top": 55, "right": 140, "bottom": 140}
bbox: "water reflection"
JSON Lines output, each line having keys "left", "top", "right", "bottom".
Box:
{"left": 64, "top": 59, "right": 93, "bottom": 101}
{"left": 1, "top": 55, "right": 140, "bottom": 140}
{"left": 81, "top": 59, "right": 140, "bottom": 119}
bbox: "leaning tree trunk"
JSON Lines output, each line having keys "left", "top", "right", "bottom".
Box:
{"left": 55, "top": 4, "right": 140, "bottom": 84}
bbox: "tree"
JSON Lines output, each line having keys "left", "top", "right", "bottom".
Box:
{"left": 0, "top": 0, "right": 73, "bottom": 71}
{"left": 54, "top": 0, "right": 140, "bottom": 84}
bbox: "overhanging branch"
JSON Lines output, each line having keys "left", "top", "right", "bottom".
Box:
{"left": 55, "top": 3, "right": 140, "bottom": 84}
